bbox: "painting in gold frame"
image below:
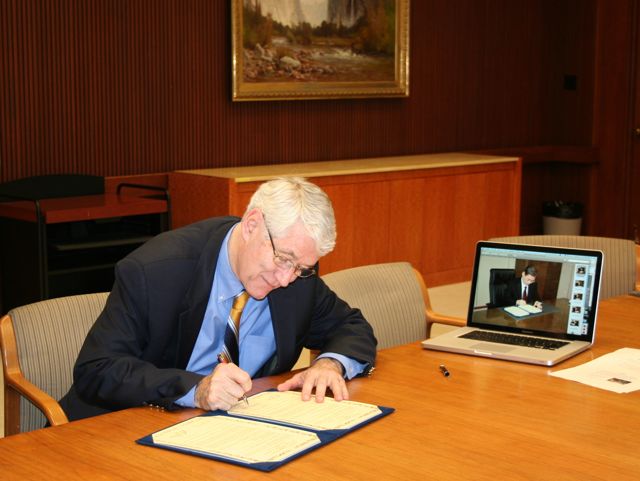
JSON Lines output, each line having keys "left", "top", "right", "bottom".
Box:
{"left": 232, "top": 0, "right": 409, "bottom": 101}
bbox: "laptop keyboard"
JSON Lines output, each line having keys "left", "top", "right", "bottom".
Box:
{"left": 460, "top": 330, "right": 570, "bottom": 350}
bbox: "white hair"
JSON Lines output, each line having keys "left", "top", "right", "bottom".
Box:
{"left": 246, "top": 177, "right": 337, "bottom": 256}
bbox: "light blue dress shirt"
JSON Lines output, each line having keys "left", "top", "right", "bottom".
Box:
{"left": 175, "top": 224, "right": 365, "bottom": 407}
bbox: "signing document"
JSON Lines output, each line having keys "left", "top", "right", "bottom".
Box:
{"left": 228, "top": 390, "right": 382, "bottom": 430}
{"left": 152, "top": 415, "right": 319, "bottom": 464}
{"left": 140, "top": 390, "right": 394, "bottom": 471}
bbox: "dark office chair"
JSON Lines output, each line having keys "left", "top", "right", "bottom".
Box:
{"left": 0, "top": 174, "right": 105, "bottom": 201}
{"left": 488, "top": 268, "right": 516, "bottom": 307}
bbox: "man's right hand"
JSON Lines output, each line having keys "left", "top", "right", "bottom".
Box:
{"left": 194, "top": 363, "right": 251, "bottom": 411}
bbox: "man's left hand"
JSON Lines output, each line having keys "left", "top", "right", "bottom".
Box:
{"left": 276, "top": 357, "right": 348, "bottom": 402}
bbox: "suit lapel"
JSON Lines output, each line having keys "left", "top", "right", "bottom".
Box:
{"left": 175, "top": 218, "right": 238, "bottom": 369}
{"left": 265, "top": 277, "right": 315, "bottom": 374}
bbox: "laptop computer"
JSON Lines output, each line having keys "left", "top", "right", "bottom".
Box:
{"left": 421, "top": 241, "right": 603, "bottom": 366}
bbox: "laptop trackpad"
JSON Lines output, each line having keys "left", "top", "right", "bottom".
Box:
{"left": 471, "top": 343, "right": 516, "bottom": 353}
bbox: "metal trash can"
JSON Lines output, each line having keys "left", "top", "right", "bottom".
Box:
{"left": 542, "top": 201, "right": 583, "bottom": 235}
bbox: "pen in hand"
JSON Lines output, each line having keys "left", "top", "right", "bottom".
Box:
{"left": 217, "top": 353, "right": 249, "bottom": 406}
{"left": 439, "top": 364, "right": 451, "bottom": 378}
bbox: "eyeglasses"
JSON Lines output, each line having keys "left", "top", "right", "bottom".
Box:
{"left": 264, "top": 219, "right": 316, "bottom": 278}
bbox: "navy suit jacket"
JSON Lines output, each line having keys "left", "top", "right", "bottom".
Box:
{"left": 503, "top": 277, "right": 540, "bottom": 306}
{"left": 59, "top": 217, "right": 377, "bottom": 421}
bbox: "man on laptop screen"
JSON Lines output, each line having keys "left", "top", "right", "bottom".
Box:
{"left": 495, "top": 265, "right": 543, "bottom": 310}
{"left": 421, "top": 241, "right": 603, "bottom": 366}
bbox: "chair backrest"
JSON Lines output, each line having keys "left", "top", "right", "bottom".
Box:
{"left": 321, "top": 262, "right": 427, "bottom": 349}
{"left": 1, "top": 292, "right": 108, "bottom": 433}
{"left": 489, "top": 268, "right": 516, "bottom": 307}
{"left": 0, "top": 174, "right": 104, "bottom": 201}
{"left": 489, "top": 235, "right": 636, "bottom": 299}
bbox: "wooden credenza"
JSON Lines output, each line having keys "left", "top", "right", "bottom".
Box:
{"left": 169, "top": 153, "right": 521, "bottom": 285}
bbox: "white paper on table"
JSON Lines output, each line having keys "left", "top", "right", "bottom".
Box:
{"left": 549, "top": 347, "right": 640, "bottom": 393}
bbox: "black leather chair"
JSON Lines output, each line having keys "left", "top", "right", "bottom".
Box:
{"left": 0, "top": 174, "right": 105, "bottom": 201}
{"left": 488, "top": 268, "right": 516, "bottom": 307}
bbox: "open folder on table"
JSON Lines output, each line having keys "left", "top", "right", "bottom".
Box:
{"left": 136, "top": 390, "right": 394, "bottom": 472}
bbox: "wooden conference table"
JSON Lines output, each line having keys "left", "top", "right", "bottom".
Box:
{"left": 1, "top": 296, "right": 639, "bottom": 480}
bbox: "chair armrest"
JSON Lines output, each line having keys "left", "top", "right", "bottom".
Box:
{"left": 425, "top": 312, "right": 466, "bottom": 338}
{"left": 411, "top": 267, "right": 467, "bottom": 338}
{"left": 5, "top": 372, "right": 69, "bottom": 428}
{"left": 1, "top": 313, "right": 69, "bottom": 433}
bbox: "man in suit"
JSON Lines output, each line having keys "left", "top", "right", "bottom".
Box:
{"left": 503, "top": 265, "right": 543, "bottom": 308}
{"left": 59, "top": 177, "right": 376, "bottom": 421}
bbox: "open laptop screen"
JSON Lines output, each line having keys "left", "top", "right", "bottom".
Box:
{"left": 467, "top": 241, "right": 603, "bottom": 341}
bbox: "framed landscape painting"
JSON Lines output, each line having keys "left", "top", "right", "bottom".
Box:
{"left": 232, "top": 0, "right": 409, "bottom": 101}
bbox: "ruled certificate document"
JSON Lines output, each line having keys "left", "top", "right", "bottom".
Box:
{"left": 228, "top": 390, "right": 382, "bottom": 430}
{"left": 152, "top": 415, "right": 320, "bottom": 463}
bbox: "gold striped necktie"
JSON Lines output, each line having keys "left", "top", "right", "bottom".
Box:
{"left": 221, "top": 291, "right": 250, "bottom": 365}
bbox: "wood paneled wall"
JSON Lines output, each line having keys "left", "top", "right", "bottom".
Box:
{"left": 590, "top": 0, "right": 638, "bottom": 238}
{"left": 1, "top": 0, "right": 596, "bottom": 181}
{"left": 6, "top": 0, "right": 637, "bottom": 240}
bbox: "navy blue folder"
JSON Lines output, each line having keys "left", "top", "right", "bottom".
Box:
{"left": 136, "top": 396, "right": 394, "bottom": 472}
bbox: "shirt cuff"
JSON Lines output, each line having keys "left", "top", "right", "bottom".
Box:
{"left": 174, "top": 385, "right": 197, "bottom": 408}
{"left": 315, "top": 353, "right": 367, "bottom": 380}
